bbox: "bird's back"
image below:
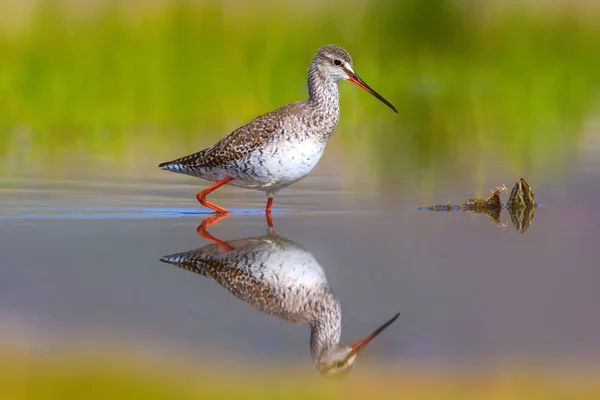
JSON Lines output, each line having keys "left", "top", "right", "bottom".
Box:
{"left": 159, "top": 102, "right": 304, "bottom": 172}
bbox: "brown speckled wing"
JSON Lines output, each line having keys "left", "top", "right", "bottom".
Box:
{"left": 197, "top": 113, "right": 281, "bottom": 169}
{"left": 159, "top": 104, "right": 300, "bottom": 172}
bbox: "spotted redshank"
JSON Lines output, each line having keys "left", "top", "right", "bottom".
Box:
{"left": 160, "top": 217, "right": 400, "bottom": 377}
{"left": 158, "top": 45, "right": 397, "bottom": 214}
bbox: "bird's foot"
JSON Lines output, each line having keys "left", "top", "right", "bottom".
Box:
{"left": 196, "top": 177, "right": 234, "bottom": 214}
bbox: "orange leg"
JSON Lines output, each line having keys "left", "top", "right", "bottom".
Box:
{"left": 196, "top": 177, "right": 234, "bottom": 213}
{"left": 265, "top": 197, "right": 274, "bottom": 214}
{"left": 196, "top": 214, "right": 232, "bottom": 251}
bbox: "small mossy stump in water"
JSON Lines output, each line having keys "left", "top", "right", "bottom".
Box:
{"left": 460, "top": 184, "right": 507, "bottom": 221}
{"left": 417, "top": 178, "right": 537, "bottom": 232}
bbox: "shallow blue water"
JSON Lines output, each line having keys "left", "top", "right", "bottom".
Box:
{"left": 0, "top": 206, "right": 281, "bottom": 219}
{"left": 1, "top": 152, "right": 600, "bottom": 370}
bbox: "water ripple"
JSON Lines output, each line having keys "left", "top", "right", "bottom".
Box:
{"left": 0, "top": 206, "right": 279, "bottom": 220}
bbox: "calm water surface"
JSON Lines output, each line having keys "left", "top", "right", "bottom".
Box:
{"left": 1, "top": 147, "right": 600, "bottom": 372}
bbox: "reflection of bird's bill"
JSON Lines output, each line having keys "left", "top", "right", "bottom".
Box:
{"left": 346, "top": 72, "right": 398, "bottom": 113}
{"left": 349, "top": 313, "right": 400, "bottom": 356}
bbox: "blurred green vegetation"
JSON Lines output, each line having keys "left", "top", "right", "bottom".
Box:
{"left": 2, "top": 345, "right": 600, "bottom": 400}
{"left": 0, "top": 0, "right": 599, "bottom": 183}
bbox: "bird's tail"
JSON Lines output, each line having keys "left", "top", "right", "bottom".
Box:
{"left": 159, "top": 251, "right": 211, "bottom": 277}
{"left": 158, "top": 158, "right": 190, "bottom": 173}
{"left": 158, "top": 159, "right": 183, "bottom": 172}
{"left": 159, "top": 253, "right": 187, "bottom": 265}
{"left": 158, "top": 150, "right": 206, "bottom": 174}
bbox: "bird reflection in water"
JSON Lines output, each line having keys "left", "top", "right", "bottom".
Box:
{"left": 160, "top": 214, "right": 399, "bottom": 377}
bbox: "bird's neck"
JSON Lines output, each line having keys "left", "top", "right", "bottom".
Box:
{"left": 307, "top": 64, "right": 340, "bottom": 114}
{"left": 309, "top": 296, "right": 342, "bottom": 362}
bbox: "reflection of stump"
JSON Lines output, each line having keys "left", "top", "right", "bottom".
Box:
{"left": 416, "top": 178, "right": 537, "bottom": 232}
{"left": 508, "top": 203, "right": 535, "bottom": 233}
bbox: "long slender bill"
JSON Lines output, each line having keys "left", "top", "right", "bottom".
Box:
{"left": 347, "top": 73, "right": 398, "bottom": 113}
{"left": 349, "top": 313, "right": 400, "bottom": 355}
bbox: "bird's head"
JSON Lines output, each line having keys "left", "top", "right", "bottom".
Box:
{"left": 316, "top": 313, "right": 400, "bottom": 377}
{"left": 311, "top": 45, "right": 398, "bottom": 113}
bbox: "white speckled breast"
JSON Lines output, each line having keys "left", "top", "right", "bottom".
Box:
{"left": 231, "top": 137, "right": 327, "bottom": 191}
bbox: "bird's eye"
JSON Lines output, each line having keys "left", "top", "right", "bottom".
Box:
{"left": 333, "top": 59, "right": 342, "bottom": 66}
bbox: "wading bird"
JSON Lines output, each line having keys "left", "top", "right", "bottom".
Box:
{"left": 159, "top": 45, "right": 397, "bottom": 214}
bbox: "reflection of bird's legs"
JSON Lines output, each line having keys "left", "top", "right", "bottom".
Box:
{"left": 265, "top": 194, "right": 274, "bottom": 228}
{"left": 266, "top": 209, "right": 274, "bottom": 229}
{"left": 196, "top": 214, "right": 233, "bottom": 251}
{"left": 265, "top": 202, "right": 276, "bottom": 234}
